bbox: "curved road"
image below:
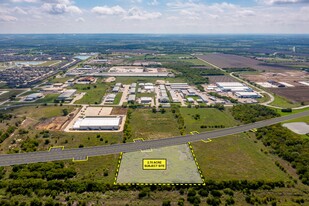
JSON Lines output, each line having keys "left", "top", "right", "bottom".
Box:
{"left": 0, "top": 110, "right": 308, "bottom": 166}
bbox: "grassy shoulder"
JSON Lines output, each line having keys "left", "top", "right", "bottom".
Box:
{"left": 192, "top": 134, "right": 290, "bottom": 181}
{"left": 129, "top": 108, "right": 180, "bottom": 140}
{"left": 180, "top": 108, "right": 238, "bottom": 134}
{"left": 270, "top": 94, "right": 302, "bottom": 108}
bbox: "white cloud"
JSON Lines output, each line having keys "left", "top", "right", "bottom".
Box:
{"left": 13, "top": 7, "right": 28, "bottom": 14}
{"left": 91, "top": 5, "right": 126, "bottom": 15}
{"left": 0, "top": 14, "right": 17, "bottom": 22}
{"left": 259, "top": 0, "right": 309, "bottom": 5}
{"left": 41, "top": 1, "right": 82, "bottom": 15}
{"left": 149, "top": 0, "right": 159, "bottom": 6}
{"left": 10, "top": 0, "right": 38, "bottom": 3}
{"left": 124, "top": 7, "right": 162, "bottom": 20}
{"left": 92, "top": 5, "right": 161, "bottom": 20}
{"left": 75, "top": 17, "right": 85, "bottom": 22}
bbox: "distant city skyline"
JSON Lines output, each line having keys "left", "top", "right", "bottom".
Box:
{"left": 1, "top": 0, "right": 309, "bottom": 34}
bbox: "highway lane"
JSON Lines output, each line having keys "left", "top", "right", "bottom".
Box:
{"left": 0, "top": 110, "right": 308, "bottom": 166}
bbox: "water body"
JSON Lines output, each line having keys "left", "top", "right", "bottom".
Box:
{"left": 15, "top": 61, "right": 45, "bottom": 66}
{"left": 74, "top": 55, "right": 91, "bottom": 60}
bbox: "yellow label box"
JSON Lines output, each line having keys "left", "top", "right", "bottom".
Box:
{"left": 143, "top": 159, "right": 167, "bottom": 170}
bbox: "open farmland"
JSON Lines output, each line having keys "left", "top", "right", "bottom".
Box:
{"left": 197, "top": 54, "right": 292, "bottom": 72}
{"left": 269, "top": 87, "right": 309, "bottom": 103}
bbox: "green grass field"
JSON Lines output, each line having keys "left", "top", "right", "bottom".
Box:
{"left": 130, "top": 109, "right": 180, "bottom": 140}
{"left": 113, "top": 93, "right": 122, "bottom": 105}
{"left": 180, "top": 108, "right": 238, "bottom": 133}
{"left": 73, "top": 80, "right": 109, "bottom": 104}
{"left": 270, "top": 94, "right": 301, "bottom": 108}
{"left": 192, "top": 134, "right": 290, "bottom": 181}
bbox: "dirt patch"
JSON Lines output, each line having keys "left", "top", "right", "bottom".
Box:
{"left": 36, "top": 116, "right": 70, "bottom": 130}
{"left": 269, "top": 87, "right": 309, "bottom": 103}
{"left": 111, "top": 107, "right": 128, "bottom": 115}
{"left": 242, "top": 71, "right": 309, "bottom": 87}
{"left": 103, "top": 77, "right": 116, "bottom": 83}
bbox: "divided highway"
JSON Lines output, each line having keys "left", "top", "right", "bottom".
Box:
{"left": 0, "top": 110, "right": 308, "bottom": 166}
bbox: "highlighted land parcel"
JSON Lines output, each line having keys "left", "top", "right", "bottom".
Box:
{"left": 115, "top": 144, "right": 204, "bottom": 185}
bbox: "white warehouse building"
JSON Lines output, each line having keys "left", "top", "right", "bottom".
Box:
{"left": 73, "top": 116, "right": 121, "bottom": 130}
{"left": 235, "top": 92, "right": 261, "bottom": 98}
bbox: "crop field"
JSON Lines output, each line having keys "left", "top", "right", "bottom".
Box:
{"left": 130, "top": 109, "right": 180, "bottom": 140}
{"left": 117, "top": 144, "right": 203, "bottom": 184}
{"left": 197, "top": 54, "right": 291, "bottom": 71}
{"left": 180, "top": 108, "right": 238, "bottom": 133}
{"left": 208, "top": 75, "right": 237, "bottom": 84}
{"left": 192, "top": 134, "right": 290, "bottom": 181}
{"left": 269, "top": 87, "right": 309, "bottom": 104}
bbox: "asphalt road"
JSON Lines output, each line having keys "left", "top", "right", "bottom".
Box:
{"left": 0, "top": 110, "right": 308, "bottom": 166}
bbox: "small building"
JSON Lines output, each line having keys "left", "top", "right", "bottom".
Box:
{"left": 130, "top": 83, "right": 137, "bottom": 88}
{"left": 72, "top": 116, "right": 121, "bottom": 130}
{"left": 57, "top": 89, "right": 76, "bottom": 101}
{"left": 25, "top": 93, "right": 43, "bottom": 101}
{"left": 159, "top": 96, "right": 169, "bottom": 103}
{"left": 115, "top": 83, "right": 122, "bottom": 87}
{"left": 128, "top": 94, "right": 136, "bottom": 103}
{"left": 187, "top": 97, "right": 195, "bottom": 103}
{"left": 168, "top": 83, "right": 189, "bottom": 90}
{"left": 112, "top": 86, "right": 120, "bottom": 93}
{"left": 105, "top": 93, "right": 116, "bottom": 103}
{"left": 187, "top": 89, "right": 196, "bottom": 96}
{"left": 140, "top": 97, "right": 152, "bottom": 104}
{"left": 129, "top": 88, "right": 136, "bottom": 94}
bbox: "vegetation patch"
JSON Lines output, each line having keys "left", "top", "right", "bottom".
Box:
{"left": 231, "top": 104, "right": 279, "bottom": 123}
{"left": 192, "top": 134, "right": 290, "bottom": 181}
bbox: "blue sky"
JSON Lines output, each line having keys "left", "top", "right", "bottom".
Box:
{"left": 0, "top": 0, "right": 309, "bottom": 33}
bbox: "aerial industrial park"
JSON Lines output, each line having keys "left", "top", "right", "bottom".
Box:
{"left": 0, "top": 34, "right": 309, "bottom": 205}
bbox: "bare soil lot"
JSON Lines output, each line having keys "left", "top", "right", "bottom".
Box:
{"left": 36, "top": 116, "right": 70, "bottom": 130}
{"left": 269, "top": 87, "right": 309, "bottom": 103}
{"left": 242, "top": 71, "right": 309, "bottom": 87}
{"left": 208, "top": 75, "right": 237, "bottom": 84}
{"left": 198, "top": 54, "right": 292, "bottom": 72}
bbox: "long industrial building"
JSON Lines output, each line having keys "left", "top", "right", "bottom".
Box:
{"left": 72, "top": 116, "right": 121, "bottom": 130}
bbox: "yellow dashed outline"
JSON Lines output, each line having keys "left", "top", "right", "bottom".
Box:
{"left": 201, "top": 138, "right": 212, "bottom": 143}
{"left": 190, "top": 131, "right": 200, "bottom": 135}
{"left": 133, "top": 138, "right": 145, "bottom": 142}
{"left": 48, "top": 146, "right": 64, "bottom": 152}
{"left": 113, "top": 144, "right": 206, "bottom": 186}
{"left": 72, "top": 156, "right": 89, "bottom": 162}
{"left": 114, "top": 152, "right": 123, "bottom": 185}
